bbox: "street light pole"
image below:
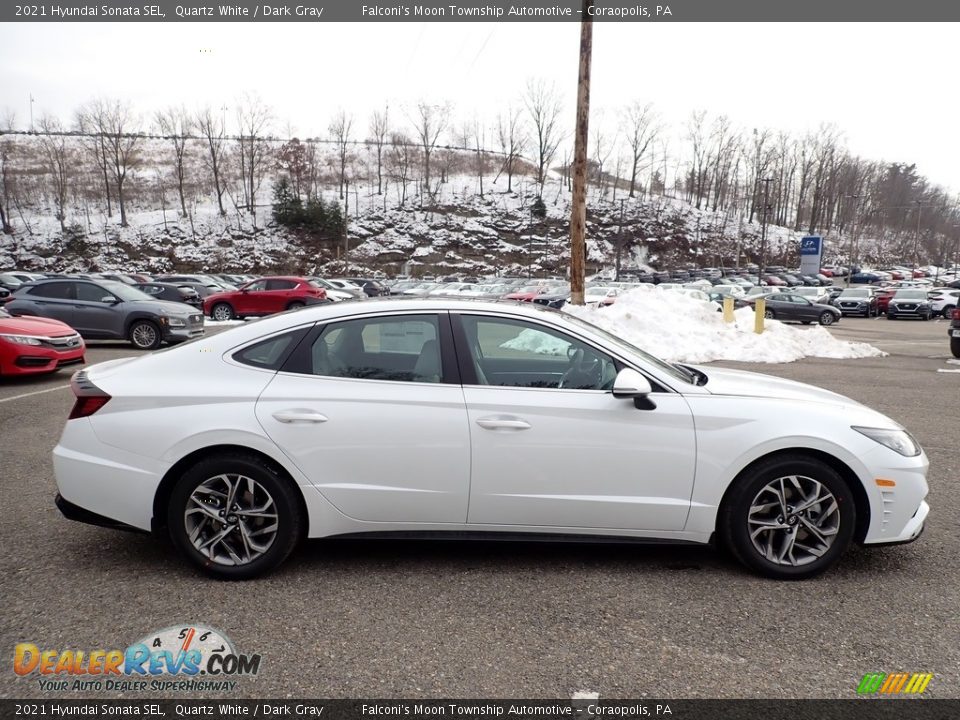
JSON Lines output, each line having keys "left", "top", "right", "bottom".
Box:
{"left": 913, "top": 199, "right": 924, "bottom": 269}
{"left": 568, "top": 0, "right": 593, "bottom": 305}
{"left": 615, "top": 197, "right": 624, "bottom": 281}
{"left": 758, "top": 178, "right": 773, "bottom": 285}
{"left": 844, "top": 194, "right": 860, "bottom": 288}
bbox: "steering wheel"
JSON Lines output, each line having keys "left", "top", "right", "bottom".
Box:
{"left": 559, "top": 348, "right": 602, "bottom": 390}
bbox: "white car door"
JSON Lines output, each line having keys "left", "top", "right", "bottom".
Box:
{"left": 255, "top": 312, "right": 472, "bottom": 523}
{"left": 454, "top": 313, "right": 697, "bottom": 532}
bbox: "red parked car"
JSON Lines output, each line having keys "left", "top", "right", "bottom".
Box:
{"left": 503, "top": 285, "right": 549, "bottom": 302}
{"left": 0, "top": 309, "right": 85, "bottom": 377}
{"left": 875, "top": 288, "right": 897, "bottom": 314}
{"left": 204, "top": 277, "right": 328, "bottom": 321}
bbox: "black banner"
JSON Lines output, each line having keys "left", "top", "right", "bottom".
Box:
{"left": 4, "top": 0, "right": 960, "bottom": 23}
{"left": 2, "top": 700, "right": 958, "bottom": 720}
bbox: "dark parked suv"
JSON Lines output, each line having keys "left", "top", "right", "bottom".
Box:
{"left": 950, "top": 307, "right": 960, "bottom": 358}
{"left": 7, "top": 279, "right": 204, "bottom": 349}
{"left": 833, "top": 287, "right": 879, "bottom": 317}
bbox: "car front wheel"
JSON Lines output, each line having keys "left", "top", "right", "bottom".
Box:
{"left": 818, "top": 311, "right": 835, "bottom": 326}
{"left": 951, "top": 337, "right": 960, "bottom": 358}
{"left": 211, "top": 303, "right": 235, "bottom": 321}
{"left": 129, "top": 320, "right": 162, "bottom": 350}
{"left": 718, "top": 455, "right": 855, "bottom": 580}
{"left": 168, "top": 453, "right": 303, "bottom": 580}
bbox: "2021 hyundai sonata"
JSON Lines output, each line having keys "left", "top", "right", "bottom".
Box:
{"left": 53, "top": 299, "right": 929, "bottom": 580}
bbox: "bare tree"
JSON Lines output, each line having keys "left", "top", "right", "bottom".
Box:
{"left": 277, "top": 138, "right": 308, "bottom": 200}
{"left": 37, "top": 115, "right": 73, "bottom": 231}
{"left": 524, "top": 79, "right": 564, "bottom": 190}
{"left": 329, "top": 109, "right": 354, "bottom": 199}
{"left": 473, "top": 119, "right": 486, "bottom": 198}
{"left": 411, "top": 101, "right": 451, "bottom": 200}
{"left": 75, "top": 100, "right": 113, "bottom": 218}
{"left": 236, "top": 94, "right": 272, "bottom": 224}
{"left": 155, "top": 105, "right": 193, "bottom": 217}
{"left": 369, "top": 105, "right": 390, "bottom": 195}
{"left": 621, "top": 101, "right": 659, "bottom": 199}
{"left": 195, "top": 106, "right": 228, "bottom": 216}
{"left": 686, "top": 110, "right": 710, "bottom": 209}
{"left": 0, "top": 110, "right": 15, "bottom": 234}
{"left": 78, "top": 99, "right": 141, "bottom": 227}
{"left": 591, "top": 111, "right": 614, "bottom": 196}
{"left": 388, "top": 132, "right": 415, "bottom": 206}
{"left": 496, "top": 106, "right": 526, "bottom": 193}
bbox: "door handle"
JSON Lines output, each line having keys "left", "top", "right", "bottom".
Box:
{"left": 272, "top": 409, "right": 329, "bottom": 424}
{"left": 476, "top": 417, "right": 531, "bottom": 431}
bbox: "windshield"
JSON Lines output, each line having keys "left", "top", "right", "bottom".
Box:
{"left": 840, "top": 289, "right": 869, "bottom": 298}
{"left": 895, "top": 290, "right": 927, "bottom": 299}
{"left": 102, "top": 281, "right": 152, "bottom": 301}
{"left": 560, "top": 311, "right": 694, "bottom": 385}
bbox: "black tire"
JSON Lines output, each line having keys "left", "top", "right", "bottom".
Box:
{"left": 211, "top": 303, "right": 235, "bottom": 322}
{"left": 886, "top": 312, "right": 895, "bottom": 320}
{"left": 764, "top": 309, "right": 775, "bottom": 320}
{"left": 922, "top": 312, "right": 930, "bottom": 321}
{"left": 951, "top": 337, "right": 960, "bottom": 358}
{"left": 167, "top": 453, "right": 303, "bottom": 580}
{"left": 818, "top": 311, "right": 835, "bottom": 326}
{"left": 286, "top": 301, "right": 305, "bottom": 311}
{"left": 941, "top": 304, "right": 955, "bottom": 318}
{"left": 128, "top": 320, "right": 162, "bottom": 350}
{"left": 718, "top": 454, "right": 856, "bottom": 580}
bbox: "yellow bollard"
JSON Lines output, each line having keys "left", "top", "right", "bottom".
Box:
{"left": 754, "top": 297, "right": 765, "bottom": 334}
{"left": 723, "top": 296, "right": 735, "bottom": 323}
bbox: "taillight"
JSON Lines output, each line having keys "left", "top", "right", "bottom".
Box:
{"left": 68, "top": 371, "right": 111, "bottom": 419}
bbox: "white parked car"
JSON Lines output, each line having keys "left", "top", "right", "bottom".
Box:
{"left": 54, "top": 299, "right": 928, "bottom": 580}
{"left": 792, "top": 287, "right": 831, "bottom": 305}
{"left": 927, "top": 288, "right": 960, "bottom": 317}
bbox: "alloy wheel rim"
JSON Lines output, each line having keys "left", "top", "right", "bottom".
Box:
{"left": 133, "top": 324, "right": 157, "bottom": 347}
{"left": 747, "top": 474, "right": 840, "bottom": 566}
{"left": 213, "top": 305, "right": 231, "bottom": 321}
{"left": 184, "top": 473, "right": 279, "bottom": 566}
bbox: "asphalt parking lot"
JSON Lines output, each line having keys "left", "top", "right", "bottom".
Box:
{"left": 0, "top": 315, "right": 957, "bottom": 700}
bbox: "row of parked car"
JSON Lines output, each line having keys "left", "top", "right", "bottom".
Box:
{"left": 0, "top": 270, "right": 400, "bottom": 377}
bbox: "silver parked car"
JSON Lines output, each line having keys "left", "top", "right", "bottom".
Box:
{"left": 8, "top": 279, "right": 204, "bottom": 349}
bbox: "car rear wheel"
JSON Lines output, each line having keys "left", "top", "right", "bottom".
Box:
{"left": 818, "top": 312, "right": 835, "bottom": 326}
{"left": 718, "top": 455, "right": 855, "bottom": 580}
{"left": 168, "top": 453, "right": 303, "bottom": 580}
{"left": 951, "top": 337, "right": 960, "bottom": 358}
{"left": 941, "top": 304, "right": 955, "bottom": 318}
{"left": 287, "top": 301, "right": 305, "bottom": 311}
{"left": 129, "top": 320, "right": 162, "bottom": 350}
{"left": 211, "top": 303, "right": 235, "bottom": 321}
{"left": 764, "top": 309, "right": 775, "bottom": 320}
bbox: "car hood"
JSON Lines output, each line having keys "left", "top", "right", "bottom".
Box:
{"left": 128, "top": 299, "right": 198, "bottom": 315}
{"left": 0, "top": 314, "right": 77, "bottom": 336}
{"left": 697, "top": 365, "right": 862, "bottom": 407}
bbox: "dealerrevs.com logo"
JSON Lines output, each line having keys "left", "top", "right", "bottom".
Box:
{"left": 14, "top": 624, "right": 262, "bottom": 692}
{"left": 857, "top": 672, "right": 933, "bottom": 695}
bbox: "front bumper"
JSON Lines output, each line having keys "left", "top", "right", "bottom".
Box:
{"left": 162, "top": 322, "right": 205, "bottom": 342}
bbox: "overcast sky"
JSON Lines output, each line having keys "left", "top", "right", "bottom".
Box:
{"left": 2, "top": 22, "right": 958, "bottom": 191}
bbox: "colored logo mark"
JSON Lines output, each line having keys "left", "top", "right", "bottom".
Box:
{"left": 857, "top": 672, "right": 933, "bottom": 694}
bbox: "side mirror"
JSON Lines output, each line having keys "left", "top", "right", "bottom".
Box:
{"left": 612, "top": 368, "right": 657, "bottom": 410}
{"left": 101, "top": 296, "right": 119, "bottom": 304}
{"left": 612, "top": 368, "right": 653, "bottom": 398}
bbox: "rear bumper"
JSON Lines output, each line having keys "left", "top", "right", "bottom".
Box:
{"left": 55, "top": 493, "right": 146, "bottom": 533}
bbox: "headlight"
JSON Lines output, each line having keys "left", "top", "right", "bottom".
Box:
{"left": 167, "top": 318, "right": 186, "bottom": 327}
{"left": 852, "top": 426, "right": 922, "bottom": 457}
{"left": 0, "top": 333, "right": 42, "bottom": 346}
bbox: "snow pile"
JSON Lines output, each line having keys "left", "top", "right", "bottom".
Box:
{"left": 563, "top": 289, "right": 885, "bottom": 364}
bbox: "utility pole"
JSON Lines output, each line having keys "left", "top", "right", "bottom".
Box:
{"left": 29, "top": 94, "right": 35, "bottom": 132}
{"left": 845, "top": 194, "right": 861, "bottom": 288}
{"left": 569, "top": 0, "right": 592, "bottom": 305}
{"left": 912, "top": 199, "right": 924, "bottom": 268}
{"left": 758, "top": 177, "right": 773, "bottom": 285}
{"left": 615, "top": 198, "right": 625, "bottom": 281}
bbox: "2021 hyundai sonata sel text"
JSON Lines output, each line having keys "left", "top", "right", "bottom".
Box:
{"left": 53, "top": 299, "right": 929, "bottom": 580}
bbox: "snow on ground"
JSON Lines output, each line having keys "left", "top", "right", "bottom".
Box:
{"left": 563, "top": 289, "right": 885, "bottom": 364}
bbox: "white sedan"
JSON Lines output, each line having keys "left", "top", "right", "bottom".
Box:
{"left": 54, "top": 299, "right": 929, "bottom": 580}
